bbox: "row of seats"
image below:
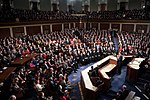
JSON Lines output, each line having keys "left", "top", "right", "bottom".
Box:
{"left": 0, "top": 8, "right": 149, "bottom": 22}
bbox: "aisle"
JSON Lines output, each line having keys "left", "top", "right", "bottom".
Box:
{"left": 113, "top": 37, "right": 118, "bottom": 53}
{"left": 110, "top": 66, "right": 127, "bottom": 92}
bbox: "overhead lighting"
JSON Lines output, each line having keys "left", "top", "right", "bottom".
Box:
{"left": 143, "top": 5, "right": 145, "bottom": 8}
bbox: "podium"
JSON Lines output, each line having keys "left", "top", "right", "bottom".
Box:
{"left": 80, "top": 55, "right": 117, "bottom": 100}
{"left": 126, "top": 58, "right": 145, "bottom": 83}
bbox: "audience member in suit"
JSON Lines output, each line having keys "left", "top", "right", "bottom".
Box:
{"left": 89, "top": 66, "right": 97, "bottom": 77}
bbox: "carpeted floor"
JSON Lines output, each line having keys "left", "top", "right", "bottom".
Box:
{"left": 110, "top": 66, "right": 127, "bottom": 92}
{"left": 68, "top": 63, "right": 148, "bottom": 100}
{"left": 68, "top": 63, "right": 94, "bottom": 100}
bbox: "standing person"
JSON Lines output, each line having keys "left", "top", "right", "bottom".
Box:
{"left": 117, "top": 53, "right": 123, "bottom": 75}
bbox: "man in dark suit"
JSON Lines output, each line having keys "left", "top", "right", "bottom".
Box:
{"left": 117, "top": 53, "right": 123, "bottom": 75}
{"left": 89, "top": 66, "right": 97, "bottom": 77}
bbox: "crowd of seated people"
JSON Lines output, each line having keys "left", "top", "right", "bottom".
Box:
{"left": 117, "top": 32, "right": 150, "bottom": 57}
{"left": 0, "top": 28, "right": 116, "bottom": 100}
{"left": 0, "top": 8, "right": 148, "bottom": 22}
{"left": 0, "top": 28, "right": 149, "bottom": 99}
{"left": 80, "top": 29, "right": 115, "bottom": 54}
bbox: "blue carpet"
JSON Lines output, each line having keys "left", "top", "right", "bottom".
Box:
{"left": 68, "top": 63, "right": 148, "bottom": 100}
{"left": 68, "top": 63, "right": 94, "bottom": 100}
{"left": 110, "top": 66, "right": 127, "bottom": 92}
{"left": 113, "top": 37, "right": 118, "bottom": 53}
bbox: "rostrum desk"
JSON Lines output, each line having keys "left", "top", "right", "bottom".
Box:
{"left": 126, "top": 58, "right": 145, "bottom": 83}
{"left": 80, "top": 55, "right": 117, "bottom": 100}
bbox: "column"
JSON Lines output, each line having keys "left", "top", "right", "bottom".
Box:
{"left": 147, "top": 25, "right": 150, "bottom": 33}
{"left": 98, "top": 23, "right": 100, "bottom": 30}
{"left": 41, "top": 25, "right": 43, "bottom": 34}
{"left": 120, "top": 24, "right": 122, "bottom": 31}
{"left": 133, "top": 24, "right": 136, "bottom": 32}
{"left": 24, "top": 26, "right": 27, "bottom": 35}
{"left": 90, "top": 23, "right": 92, "bottom": 29}
{"left": 10, "top": 27, "right": 13, "bottom": 37}
{"left": 73, "top": 23, "right": 76, "bottom": 28}
{"left": 50, "top": 24, "right": 52, "bottom": 32}
{"left": 84, "top": 23, "right": 86, "bottom": 29}
{"left": 109, "top": 23, "right": 112, "bottom": 29}
{"left": 69, "top": 23, "right": 71, "bottom": 29}
{"left": 62, "top": 24, "right": 64, "bottom": 31}
{"left": 98, "top": 4, "right": 100, "bottom": 11}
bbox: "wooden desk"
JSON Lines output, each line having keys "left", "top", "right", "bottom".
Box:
{"left": 126, "top": 58, "right": 145, "bottom": 83}
{"left": 80, "top": 55, "right": 117, "bottom": 100}
{"left": 99, "top": 64, "right": 116, "bottom": 79}
{"left": 98, "top": 58, "right": 117, "bottom": 91}
{"left": 0, "top": 67, "right": 16, "bottom": 83}
{"left": 11, "top": 53, "right": 38, "bottom": 66}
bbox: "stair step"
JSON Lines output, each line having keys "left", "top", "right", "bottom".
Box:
{"left": 136, "top": 81, "right": 145, "bottom": 86}
{"left": 145, "top": 70, "right": 150, "bottom": 74}
{"left": 136, "top": 85, "right": 144, "bottom": 91}
{"left": 138, "top": 78, "right": 150, "bottom": 83}
{"left": 135, "top": 85, "right": 144, "bottom": 93}
{"left": 142, "top": 73, "right": 150, "bottom": 77}
{"left": 140, "top": 75, "right": 150, "bottom": 81}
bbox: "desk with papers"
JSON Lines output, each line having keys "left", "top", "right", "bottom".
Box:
{"left": 126, "top": 58, "right": 145, "bottom": 83}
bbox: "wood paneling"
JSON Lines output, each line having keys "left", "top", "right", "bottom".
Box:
{"left": 101, "top": 4, "right": 106, "bottom": 11}
{"left": 111, "top": 24, "right": 120, "bottom": 31}
{"left": 136, "top": 24, "right": 147, "bottom": 33}
{"left": 75, "top": 23, "right": 84, "bottom": 29}
{"left": 64, "top": 23, "right": 69, "bottom": 29}
{"left": 68, "top": 5, "right": 73, "bottom": 12}
{"left": 52, "top": 24, "right": 62, "bottom": 32}
{"left": 12, "top": 27, "right": 24, "bottom": 37}
{"left": 100, "top": 23, "right": 109, "bottom": 30}
{"left": 0, "top": 28, "right": 10, "bottom": 38}
{"left": 84, "top": 5, "right": 89, "bottom": 12}
{"left": 120, "top": 2, "right": 127, "bottom": 10}
{"left": 79, "top": 23, "right": 84, "bottom": 29}
{"left": 86, "top": 23, "right": 90, "bottom": 30}
{"left": 122, "top": 24, "right": 134, "bottom": 32}
{"left": 43, "top": 25, "right": 50, "bottom": 34}
{"left": 52, "top": 3, "right": 58, "bottom": 11}
{"left": 26, "top": 26, "right": 41, "bottom": 35}
{"left": 92, "top": 23, "right": 98, "bottom": 29}
{"left": 70, "top": 23, "right": 74, "bottom": 28}
{"left": 75, "top": 23, "right": 80, "bottom": 28}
